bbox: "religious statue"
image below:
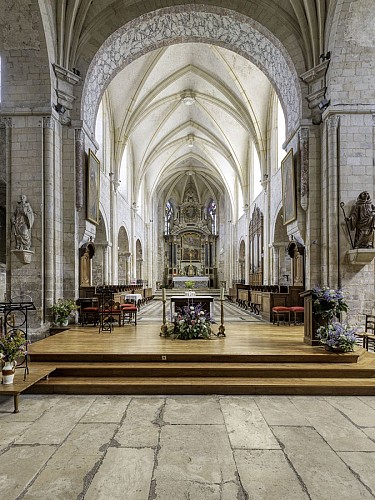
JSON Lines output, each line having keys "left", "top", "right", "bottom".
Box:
{"left": 80, "top": 242, "right": 95, "bottom": 286}
{"left": 347, "top": 191, "right": 375, "bottom": 248}
{"left": 11, "top": 195, "right": 35, "bottom": 251}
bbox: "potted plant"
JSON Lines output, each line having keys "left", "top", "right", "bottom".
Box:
{"left": 0, "top": 330, "right": 29, "bottom": 384}
{"left": 184, "top": 280, "right": 195, "bottom": 296}
{"left": 166, "top": 303, "right": 212, "bottom": 340}
{"left": 312, "top": 286, "right": 348, "bottom": 321}
{"left": 316, "top": 321, "right": 357, "bottom": 352}
{"left": 51, "top": 299, "right": 77, "bottom": 326}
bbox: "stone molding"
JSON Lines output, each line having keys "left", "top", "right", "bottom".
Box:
{"left": 82, "top": 6, "right": 301, "bottom": 135}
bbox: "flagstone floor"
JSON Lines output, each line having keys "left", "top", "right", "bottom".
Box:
{"left": 1, "top": 393, "right": 375, "bottom": 499}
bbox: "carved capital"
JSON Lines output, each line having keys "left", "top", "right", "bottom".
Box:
{"left": 43, "top": 116, "right": 55, "bottom": 130}
{"left": 75, "top": 128, "right": 85, "bottom": 143}
{"left": 327, "top": 115, "right": 340, "bottom": 131}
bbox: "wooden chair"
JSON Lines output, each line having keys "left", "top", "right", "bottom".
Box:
{"left": 78, "top": 298, "right": 99, "bottom": 326}
{"left": 272, "top": 306, "right": 291, "bottom": 326}
{"left": 365, "top": 314, "right": 375, "bottom": 351}
{"left": 121, "top": 303, "right": 137, "bottom": 325}
{"left": 289, "top": 306, "right": 304, "bottom": 326}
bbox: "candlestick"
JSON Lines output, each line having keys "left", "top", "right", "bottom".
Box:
{"left": 218, "top": 288, "right": 226, "bottom": 337}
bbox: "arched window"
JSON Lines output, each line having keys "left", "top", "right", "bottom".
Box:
{"left": 207, "top": 199, "right": 217, "bottom": 235}
{"left": 165, "top": 200, "right": 173, "bottom": 235}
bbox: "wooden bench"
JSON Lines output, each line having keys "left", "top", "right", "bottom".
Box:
{"left": 0, "top": 363, "right": 56, "bottom": 413}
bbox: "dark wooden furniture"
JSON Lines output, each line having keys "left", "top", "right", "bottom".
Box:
{"left": 272, "top": 306, "right": 291, "bottom": 326}
{"left": 300, "top": 290, "right": 321, "bottom": 346}
{"left": 289, "top": 306, "right": 304, "bottom": 325}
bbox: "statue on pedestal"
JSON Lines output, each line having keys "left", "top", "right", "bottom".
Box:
{"left": 11, "top": 195, "right": 34, "bottom": 251}
{"left": 347, "top": 191, "right": 375, "bottom": 248}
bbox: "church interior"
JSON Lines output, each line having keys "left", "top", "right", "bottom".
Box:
{"left": 1, "top": 1, "right": 375, "bottom": 497}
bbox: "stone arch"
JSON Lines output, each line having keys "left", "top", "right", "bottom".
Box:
{"left": 81, "top": 6, "right": 302, "bottom": 137}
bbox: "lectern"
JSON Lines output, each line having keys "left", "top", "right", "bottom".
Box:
{"left": 300, "top": 290, "right": 325, "bottom": 346}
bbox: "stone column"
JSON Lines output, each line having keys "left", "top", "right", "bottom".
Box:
{"left": 124, "top": 252, "right": 131, "bottom": 285}
{"left": 326, "top": 115, "right": 340, "bottom": 287}
{"left": 300, "top": 127, "right": 309, "bottom": 211}
{"left": 75, "top": 129, "right": 84, "bottom": 211}
{"left": 271, "top": 244, "right": 281, "bottom": 284}
{"left": 43, "top": 116, "right": 56, "bottom": 317}
{"left": 1, "top": 118, "right": 12, "bottom": 301}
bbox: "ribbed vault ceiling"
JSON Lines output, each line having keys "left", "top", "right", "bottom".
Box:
{"left": 107, "top": 43, "right": 274, "bottom": 211}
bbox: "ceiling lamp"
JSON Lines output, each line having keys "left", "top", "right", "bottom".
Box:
{"left": 181, "top": 91, "right": 196, "bottom": 106}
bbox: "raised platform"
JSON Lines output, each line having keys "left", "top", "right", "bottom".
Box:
{"left": 22, "top": 322, "right": 375, "bottom": 396}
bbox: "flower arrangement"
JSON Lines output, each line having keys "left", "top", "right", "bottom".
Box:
{"left": 51, "top": 299, "right": 77, "bottom": 325}
{"left": 312, "top": 286, "right": 348, "bottom": 320}
{"left": 184, "top": 280, "right": 195, "bottom": 289}
{"left": 316, "top": 321, "right": 357, "bottom": 352}
{"left": 167, "top": 303, "right": 212, "bottom": 340}
{"left": 0, "top": 329, "right": 29, "bottom": 362}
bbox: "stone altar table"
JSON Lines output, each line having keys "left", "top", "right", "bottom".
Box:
{"left": 172, "top": 276, "right": 209, "bottom": 289}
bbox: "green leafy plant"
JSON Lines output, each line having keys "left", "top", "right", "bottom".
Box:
{"left": 167, "top": 303, "right": 212, "bottom": 340}
{"left": 316, "top": 322, "right": 357, "bottom": 352}
{"left": 51, "top": 299, "right": 77, "bottom": 324}
{"left": 312, "top": 286, "right": 348, "bottom": 320}
{"left": 0, "top": 330, "right": 29, "bottom": 362}
{"left": 184, "top": 280, "right": 195, "bottom": 289}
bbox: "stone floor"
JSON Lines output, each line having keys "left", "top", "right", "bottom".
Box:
{"left": 1, "top": 394, "right": 375, "bottom": 499}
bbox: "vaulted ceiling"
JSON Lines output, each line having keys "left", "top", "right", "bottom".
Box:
{"left": 107, "top": 43, "right": 274, "bottom": 214}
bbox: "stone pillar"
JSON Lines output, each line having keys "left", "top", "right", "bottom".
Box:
{"left": 75, "top": 129, "right": 84, "bottom": 211}
{"left": 43, "top": 116, "right": 56, "bottom": 315}
{"left": 1, "top": 117, "right": 12, "bottom": 301}
{"left": 300, "top": 127, "right": 309, "bottom": 211}
{"left": 103, "top": 243, "right": 109, "bottom": 285}
{"left": 272, "top": 244, "right": 281, "bottom": 285}
{"left": 326, "top": 115, "right": 340, "bottom": 287}
{"left": 124, "top": 252, "right": 131, "bottom": 285}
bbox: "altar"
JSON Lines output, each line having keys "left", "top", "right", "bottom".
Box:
{"left": 172, "top": 276, "right": 209, "bottom": 289}
{"left": 170, "top": 295, "right": 214, "bottom": 320}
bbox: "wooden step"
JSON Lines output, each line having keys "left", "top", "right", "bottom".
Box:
{"left": 29, "top": 351, "right": 362, "bottom": 363}
{"left": 28, "top": 376, "right": 375, "bottom": 396}
{"left": 47, "top": 359, "right": 375, "bottom": 379}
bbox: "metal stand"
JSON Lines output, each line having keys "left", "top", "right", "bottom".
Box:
{"left": 160, "top": 297, "right": 168, "bottom": 336}
{"left": 0, "top": 300, "right": 36, "bottom": 380}
{"left": 217, "top": 297, "right": 226, "bottom": 337}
